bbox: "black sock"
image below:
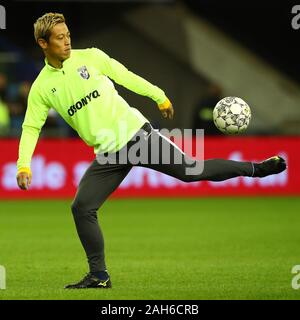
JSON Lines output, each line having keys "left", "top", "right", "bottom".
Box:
{"left": 91, "top": 270, "right": 109, "bottom": 280}
{"left": 253, "top": 163, "right": 260, "bottom": 177}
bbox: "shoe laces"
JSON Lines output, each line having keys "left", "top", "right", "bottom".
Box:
{"left": 76, "top": 273, "right": 93, "bottom": 285}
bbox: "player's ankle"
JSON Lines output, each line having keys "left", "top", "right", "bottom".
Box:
{"left": 252, "top": 163, "right": 260, "bottom": 177}
{"left": 91, "top": 270, "right": 109, "bottom": 280}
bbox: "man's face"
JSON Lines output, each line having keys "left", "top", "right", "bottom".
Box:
{"left": 44, "top": 22, "right": 71, "bottom": 61}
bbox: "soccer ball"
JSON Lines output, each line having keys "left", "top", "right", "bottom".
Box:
{"left": 213, "top": 97, "right": 251, "bottom": 134}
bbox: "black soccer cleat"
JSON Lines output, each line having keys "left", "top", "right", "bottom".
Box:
{"left": 253, "top": 156, "right": 287, "bottom": 178}
{"left": 64, "top": 272, "right": 112, "bottom": 289}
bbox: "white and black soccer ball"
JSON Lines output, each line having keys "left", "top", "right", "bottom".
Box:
{"left": 213, "top": 97, "right": 251, "bottom": 134}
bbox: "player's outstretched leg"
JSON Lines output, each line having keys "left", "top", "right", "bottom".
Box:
{"left": 134, "top": 124, "right": 287, "bottom": 182}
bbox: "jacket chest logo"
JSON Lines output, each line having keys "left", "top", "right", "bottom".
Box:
{"left": 77, "top": 65, "right": 90, "bottom": 80}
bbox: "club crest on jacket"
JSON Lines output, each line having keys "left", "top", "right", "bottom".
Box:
{"left": 77, "top": 66, "right": 90, "bottom": 80}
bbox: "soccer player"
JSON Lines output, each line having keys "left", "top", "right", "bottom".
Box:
{"left": 16, "top": 13, "right": 286, "bottom": 289}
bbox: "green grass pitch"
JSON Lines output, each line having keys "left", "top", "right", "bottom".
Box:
{"left": 0, "top": 197, "right": 300, "bottom": 300}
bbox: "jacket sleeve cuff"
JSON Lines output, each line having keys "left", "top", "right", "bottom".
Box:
{"left": 17, "top": 167, "right": 32, "bottom": 176}
{"left": 158, "top": 98, "right": 171, "bottom": 110}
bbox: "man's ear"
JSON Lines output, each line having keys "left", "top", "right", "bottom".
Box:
{"left": 37, "top": 38, "right": 48, "bottom": 50}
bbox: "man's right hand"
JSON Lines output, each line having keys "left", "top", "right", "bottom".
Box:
{"left": 16, "top": 168, "right": 32, "bottom": 190}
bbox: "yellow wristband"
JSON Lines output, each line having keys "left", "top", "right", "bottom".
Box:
{"left": 158, "top": 98, "right": 171, "bottom": 111}
{"left": 17, "top": 167, "right": 32, "bottom": 176}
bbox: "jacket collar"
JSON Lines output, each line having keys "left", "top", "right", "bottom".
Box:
{"left": 44, "top": 52, "right": 72, "bottom": 71}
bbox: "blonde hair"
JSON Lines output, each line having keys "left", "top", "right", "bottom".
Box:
{"left": 34, "top": 12, "right": 65, "bottom": 43}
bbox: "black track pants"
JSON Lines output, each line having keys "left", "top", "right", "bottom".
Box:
{"left": 71, "top": 123, "right": 253, "bottom": 272}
